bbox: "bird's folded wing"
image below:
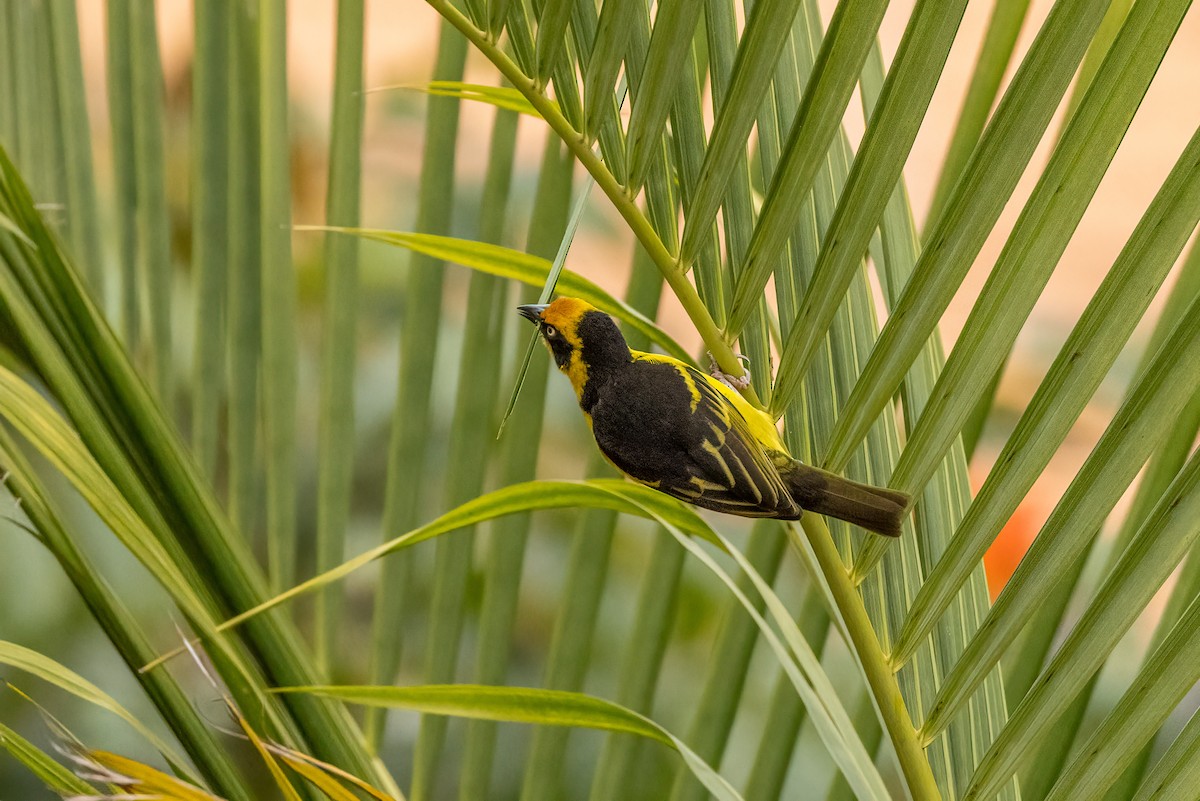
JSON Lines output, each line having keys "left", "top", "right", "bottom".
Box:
{"left": 668, "top": 369, "right": 795, "bottom": 515}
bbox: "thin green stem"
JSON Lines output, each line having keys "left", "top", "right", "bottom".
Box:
{"left": 797, "top": 514, "right": 941, "bottom": 801}
{"left": 260, "top": 0, "right": 298, "bottom": 593}
{"left": 314, "top": 0, "right": 366, "bottom": 678}
{"left": 424, "top": 0, "right": 757, "bottom": 404}
{"left": 190, "top": 0, "right": 230, "bottom": 480}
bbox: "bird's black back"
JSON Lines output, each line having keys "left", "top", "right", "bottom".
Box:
{"left": 587, "top": 357, "right": 799, "bottom": 519}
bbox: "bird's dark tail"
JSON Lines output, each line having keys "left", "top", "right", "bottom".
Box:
{"left": 783, "top": 462, "right": 910, "bottom": 538}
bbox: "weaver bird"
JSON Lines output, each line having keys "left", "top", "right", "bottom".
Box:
{"left": 519, "top": 297, "right": 911, "bottom": 537}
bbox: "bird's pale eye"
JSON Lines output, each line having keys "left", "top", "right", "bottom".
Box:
{"left": 543, "top": 324, "right": 558, "bottom": 338}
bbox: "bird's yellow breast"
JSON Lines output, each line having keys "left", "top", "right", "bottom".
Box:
{"left": 565, "top": 349, "right": 590, "bottom": 400}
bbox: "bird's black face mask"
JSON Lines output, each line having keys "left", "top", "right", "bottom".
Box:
{"left": 517, "top": 303, "right": 574, "bottom": 369}
{"left": 542, "top": 325, "right": 573, "bottom": 369}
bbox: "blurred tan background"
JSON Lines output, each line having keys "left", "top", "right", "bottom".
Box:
{"left": 0, "top": 4, "right": 1195, "bottom": 796}
{"left": 71, "top": 0, "right": 1200, "bottom": 589}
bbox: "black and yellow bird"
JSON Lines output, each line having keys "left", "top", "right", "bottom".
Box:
{"left": 519, "top": 297, "right": 911, "bottom": 537}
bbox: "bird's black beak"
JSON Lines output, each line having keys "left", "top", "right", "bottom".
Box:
{"left": 517, "top": 304, "right": 548, "bottom": 324}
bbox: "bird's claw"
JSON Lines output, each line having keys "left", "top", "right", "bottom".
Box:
{"left": 709, "top": 353, "right": 752, "bottom": 391}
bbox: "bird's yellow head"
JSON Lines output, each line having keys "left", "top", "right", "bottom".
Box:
{"left": 517, "top": 297, "right": 630, "bottom": 401}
